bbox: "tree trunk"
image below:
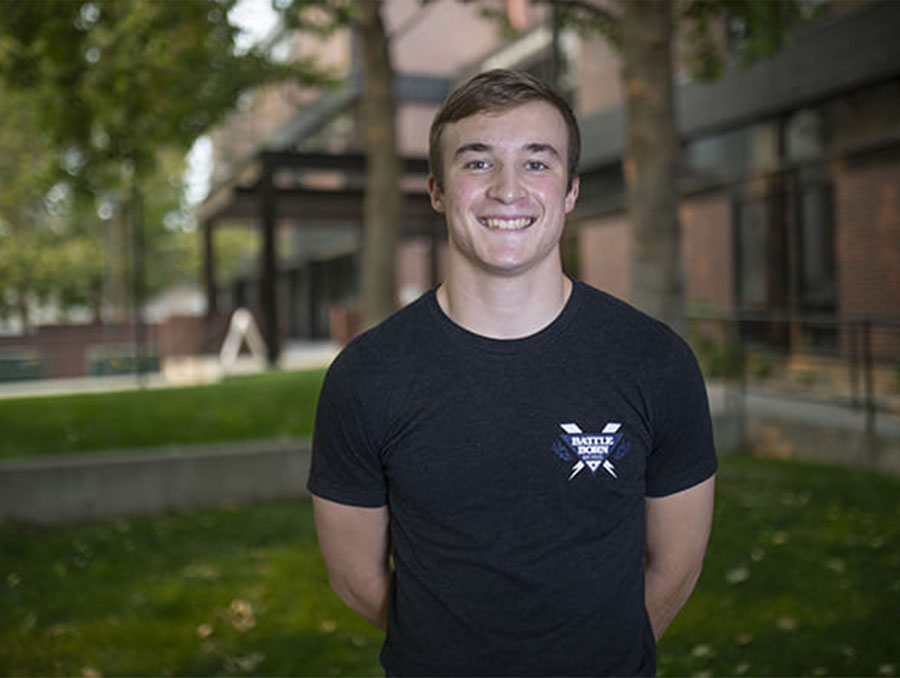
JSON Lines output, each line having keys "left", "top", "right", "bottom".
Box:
{"left": 621, "top": 0, "right": 685, "bottom": 336}
{"left": 359, "top": 0, "right": 401, "bottom": 329}
{"left": 107, "top": 193, "right": 131, "bottom": 323}
{"left": 15, "top": 284, "right": 30, "bottom": 335}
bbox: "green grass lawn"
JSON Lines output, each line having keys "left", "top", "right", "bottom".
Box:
{"left": 2, "top": 455, "right": 899, "bottom": 677}
{"left": 0, "top": 369, "right": 326, "bottom": 460}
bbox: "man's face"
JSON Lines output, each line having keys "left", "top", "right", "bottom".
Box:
{"left": 428, "top": 101, "right": 579, "bottom": 278}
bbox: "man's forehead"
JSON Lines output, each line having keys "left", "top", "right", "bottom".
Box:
{"left": 443, "top": 102, "right": 568, "bottom": 154}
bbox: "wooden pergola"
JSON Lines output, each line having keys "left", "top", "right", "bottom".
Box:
{"left": 197, "top": 149, "right": 446, "bottom": 363}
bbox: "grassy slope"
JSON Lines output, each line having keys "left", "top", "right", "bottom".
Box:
{"left": 0, "top": 369, "right": 326, "bottom": 460}
{"left": 1, "top": 455, "right": 899, "bottom": 677}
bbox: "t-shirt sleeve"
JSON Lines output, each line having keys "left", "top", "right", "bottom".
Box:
{"left": 644, "top": 333, "right": 718, "bottom": 497}
{"left": 307, "top": 348, "right": 388, "bottom": 508}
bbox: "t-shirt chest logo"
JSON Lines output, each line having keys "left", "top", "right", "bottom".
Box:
{"left": 552, "top": 421, "right": 631, "bottom": 480}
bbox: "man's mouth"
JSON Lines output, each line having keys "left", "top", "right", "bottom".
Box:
{"left": 478, "top": 217, "right": 536, "bottom": 231}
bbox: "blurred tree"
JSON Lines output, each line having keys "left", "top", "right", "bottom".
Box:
{"left": 0, "top": 93, "right": 184, "bottom": 330}
{"left": 547, "top": 0, "right": 818, "bottom": 335}
{"left": 0, "top": 86, "right": 57, "bottom": 331}
{"left": 359, "top": 0, "right": 401, "bottom": 328}
{"left": 0, "top": 0, "right": 326, "bottom": 341}
{"left": 279, "top": 0, "right": 401, "bottom": 329}
{"left": 0, "top": 84, "right": 201, "bottom": 330}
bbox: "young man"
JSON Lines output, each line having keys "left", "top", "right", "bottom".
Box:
{"left": 308, "top": 69, "right": 717, "bottom": 677}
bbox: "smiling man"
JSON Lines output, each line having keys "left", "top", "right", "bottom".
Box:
{"left": 308, "top": 69, "right": 717, "bottom": 677}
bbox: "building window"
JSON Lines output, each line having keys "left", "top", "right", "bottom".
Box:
{"left": 795, "top": 181, "right": 835, "bottom": 311}
{"left": 733, "top": 195, "right": 769, "bottom": 310}
{"left": 685, "top": 121, "right": 779, "bottom": 185}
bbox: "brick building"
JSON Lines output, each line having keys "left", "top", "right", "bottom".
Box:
{"left": 199, "top": 0, "right": 900, "bottom": 362}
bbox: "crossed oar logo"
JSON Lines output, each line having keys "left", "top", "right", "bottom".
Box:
{"left": 552, "top": 421, "right": 629, "bottom": 481}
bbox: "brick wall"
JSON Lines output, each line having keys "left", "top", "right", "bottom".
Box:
{"left": 0, "top": 323, "right": 160, "bottom": 380}
{"left": 577, "top": 197, "right": 735, "bottom": 313}
{"left": 834, "top": 151, "right": 900, "bottom": 358}
{"left": 0, "top": 315, "right": 234, "bottom": 381}
{"left": 680, "top": 193, "right": 734, "bottom": 312}
{"left": 577, "top": 213, "right": 631, "bottom": 301}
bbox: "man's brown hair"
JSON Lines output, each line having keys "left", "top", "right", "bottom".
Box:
{"left": 428, "top": 69, "right": 581, "bottom": 193}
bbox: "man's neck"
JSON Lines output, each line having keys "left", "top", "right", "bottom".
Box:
{"left": 436, "top": 263, "right": 573, "bottom": 339}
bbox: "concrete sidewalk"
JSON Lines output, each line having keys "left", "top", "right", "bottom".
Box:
{"left": 0, "top": 340, "right": 340, "bottom": 400}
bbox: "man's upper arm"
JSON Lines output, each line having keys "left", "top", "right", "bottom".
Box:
{"left": 311, "top": 494, "right": 391, "bottom": 628}
{"left": 312, "top": 494, "right": 390, "bottom": 579}
{"left": 645, "top": 474, "right": 716, "bottom": 571}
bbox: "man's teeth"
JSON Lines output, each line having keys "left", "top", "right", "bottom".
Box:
{"left": 482, "top": 217, "right": 533, "bottom": 230}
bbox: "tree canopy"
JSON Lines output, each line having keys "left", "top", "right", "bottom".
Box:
{"left": 0, "top": 0, "right": 328, "bottom": 330}
{"left": 0, "top": 0, "right": 320, "bottom": 176}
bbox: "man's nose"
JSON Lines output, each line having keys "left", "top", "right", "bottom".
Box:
{"left": 486, "top": 165, "right": 525, "bottom": 203}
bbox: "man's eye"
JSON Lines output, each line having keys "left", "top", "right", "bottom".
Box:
{"left": 526, "top": 160, "right": 549, "bottom": 171}
{"left": 464, "top": 159, "right": 490, "bottom": 170}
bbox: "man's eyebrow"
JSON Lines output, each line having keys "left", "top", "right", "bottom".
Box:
{"left": 453, "top": 141, "right": 562, "bottom": 159}
{"left": 453, "top": 142, "right": 491, "bottom": 159}
{"left": 525, "top": 142, "right": 562, "bottom": 158}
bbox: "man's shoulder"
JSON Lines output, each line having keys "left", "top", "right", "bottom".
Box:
{"left": 574, "top": 282, "right": 675, "bottom": 340}
{"left": 327, "top": 290, "right": 435, "bottom": 378}
{"left": 572, "top": 281, "right": 699, "bottom": 369}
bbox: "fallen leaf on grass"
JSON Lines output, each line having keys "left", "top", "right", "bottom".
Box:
{"left": 48, "top": 623, "right": 70, "bottom": 637}
{"left": 225, "top": 652, "right": 265, "bottom": 673}
{"left": 319, "top": 619, "right": 337, "bottom": 634}
{"left": 776, "top": 616, "right": 797, "bottom": 631}
{"left": 81, "top": 667, "right": 102, "bottom": 678}
{"left": 735, "top": 632, "right": 753, "bottom": 646}
{"left": 691, "top": 644, "right": 714, "bottom": 659}
{"left": 825, "top": 558, "right": 846, "bottom": 574}
{"left": 726, "top": 566, "right": 750, "bottom": 584}
{"left": 201, "top": 640, "right": 220, "bottom": 655}
{"left": 183, "top": 564, "right": 220, "bottom": 582}
{"left": 227, "top": 599, "right": 256, "bottom": 632}
{"left": 21, "top": 613, "right": 37, "bottom": 631}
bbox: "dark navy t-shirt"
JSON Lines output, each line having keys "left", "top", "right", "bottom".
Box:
{"left": 308, "top": 280, "right": 717, "bottom": 677}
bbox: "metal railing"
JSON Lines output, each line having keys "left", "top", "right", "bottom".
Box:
{"left": 688, "top": 310, "right": 900, "bottom": 438}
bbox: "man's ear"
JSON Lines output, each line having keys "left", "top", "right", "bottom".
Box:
{"left": 427, "top": 175, "right": 445, "bottom": 213}
{"left": 564, "top": 175, "right": 580, "bottom": 214}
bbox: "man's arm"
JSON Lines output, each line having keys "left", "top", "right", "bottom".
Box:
{"left": 644, "top": 474, "right": 716, "bottom": 641}
{"left": 311, "top": 494, "right": 391, "bottom": 630}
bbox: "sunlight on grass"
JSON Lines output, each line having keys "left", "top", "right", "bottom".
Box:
{"left": 0, "top": 368, "right": 326, "bottom": 460}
